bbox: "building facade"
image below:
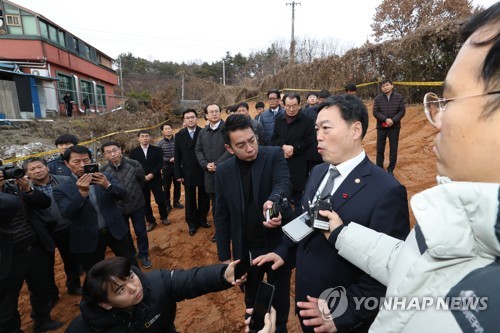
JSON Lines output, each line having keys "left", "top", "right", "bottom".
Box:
{"left": 0, "top": 0, "right": 119, "bottom": 119}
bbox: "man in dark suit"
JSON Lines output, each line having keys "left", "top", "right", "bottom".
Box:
{"left": 255, "top": 95, "right": 410, "bottom": 332}
{"left": 272, "top": 92, "right": 314, "bottom": 214}
{"left": 53, "top": 145, "right": 138, "bottom": 273}
{"left": 129, "top": 130, "right": 170, "bottom": 231}
{"left": 174, "top": 109, "right": 210, "bottom": 236}
{"left": 215, "top": 114, "right": 293, "bottom": 333}
{"left": 0, "top": 171, "right": 62, "bottom": 333}
{"left": 373, "top": 79, "right": 406, "bottom": 175}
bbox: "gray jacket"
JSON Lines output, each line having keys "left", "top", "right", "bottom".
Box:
{"left": 195, "top": 120, "right": 232, "bottom": 193}
{"left": 100, "top": 157, "right": 145, "bottom": 215}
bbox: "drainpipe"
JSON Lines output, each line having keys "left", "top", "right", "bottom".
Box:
{"left": 92, "top": 80, "right": 99, "bottom": 113}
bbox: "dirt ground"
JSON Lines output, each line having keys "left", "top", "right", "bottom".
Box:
{"left": 18, "top": 101, "right": 437, "bottom": 332}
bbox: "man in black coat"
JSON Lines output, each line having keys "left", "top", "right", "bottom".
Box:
{"left": 255, "top": 95, "right": 409, "bottom": 333}
{"left": 53, "top": 145, "right": 138, "bottom": 273}
{"left": 373, "top": 79, "right": 406, "bottom": 175}
{"left": 0, "top": 171, "right": 62, "bottom": 333}
{"left": 66, "top": 256, "right": 243, "bottom": 333}
{"left": 129, "top": 130, "right": 170, "bottom": 231}
{"left": 174, "top": 109, "right": 210, "bottom": 236}
{"left": 215, "top": 114, "right": 293, "bottom": 333}
{"left": 272, "top": 92, "right": 314, "bottom": 214}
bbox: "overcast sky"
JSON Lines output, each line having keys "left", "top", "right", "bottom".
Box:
{"left": 8, "top": 0, "right": 498, "bottom": 64}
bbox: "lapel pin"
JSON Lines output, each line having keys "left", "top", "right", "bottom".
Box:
{"left": 342, "top": 193, "right": 348, "bottom": 199}
{"left": 355, "top": 178, "right": 361, "bottom": 184}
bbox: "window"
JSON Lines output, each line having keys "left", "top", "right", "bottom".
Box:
{"left": 21, "top": 15, "right": 37, "bottom": 35}
{"left": 39, "top": 21, "right": 48, "bottom": 38}
{"left": 57, "top": 73, "right": 74, "bottom": 101}
{"left": 6, "top": 15, "right": 20, "bottom": 26}
{"left": 48, "top": 25, "right": 58, "bottom": 44}
{"left": 58, "top": 31, "right": 66, "bottom": 47}
{"left": 84, "top": 44, "right": 91, "bottom": 59}
{"left": 72, "top": 37, "right": 79, "bottom": 53}
{"left": 4, "top": 3, "right": 19, "bottom": 15}
{"left": 96, "top": 85, "right": 106, "bottom": 107}
{"left": 80, "top": 80, "right": 93, "bottom": 103}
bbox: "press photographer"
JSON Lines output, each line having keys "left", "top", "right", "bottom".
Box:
{"left": 0, "top": 163, "right": 62, "bottom": 333}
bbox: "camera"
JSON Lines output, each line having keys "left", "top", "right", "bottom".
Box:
{"left": 267, "top": 192, "right": 288, "bottom": 220}
{"left": 309, "top": 197, "right": 333, "bottom": 231}
{"left": 0, "top": 165, "right": 26, "bottom": 180}
{"left": 83, "top": 163, "right": 99, "bottom": 174}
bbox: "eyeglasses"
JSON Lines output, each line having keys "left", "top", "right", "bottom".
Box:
{"left": 423, "top": 91, "right": 500, "bottom": 127}
{"left": 285, "top": 104, "right": 299, "bottom": 110}
{"left": 104, "top": 148, "right": 120, "bottom": 155}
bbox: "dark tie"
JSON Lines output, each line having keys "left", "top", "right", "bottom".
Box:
{"left": 189, "top": 131, "right": 194, "bottom": 139}
{"left": 320, "top": 167, "right": 340, "bottom": 199}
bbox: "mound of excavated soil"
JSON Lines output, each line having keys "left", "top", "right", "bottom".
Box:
{"left": 18, "top": 101, "right": 437, "bottom": 332}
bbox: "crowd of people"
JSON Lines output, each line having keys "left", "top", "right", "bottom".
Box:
{"left": 0, "top": 4, "right": 498, "bottom": 332}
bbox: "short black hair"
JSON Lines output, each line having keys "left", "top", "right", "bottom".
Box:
{"left": 461, "top": 2, "right": 500, "bottom": 116}
{"left": 345, "top": 84, "right": 357, "bottom": 93}
{"left": 22, "top": 157, "right": 47, "bottom": 171}
{"left": 82, "top": 257, "right": 132, "bottom": 304}
{"left": 182, "top": 109, "right": 197, "bottom": 119}
{"left": 101, "top": 141, "right": 121, "bottom": 153}
{"left": 203, "top": 103, "right": 221, "bottom": 114}
{"left": 221, "top": 114, "right": 255, "bottom": 145}
{"left": 318, "top": 89, "right": 331, "bottom": 99}
{"left": 160, "top": 123, "right": 172, "bottom": 131}
{"left": 137, "top": 130, "right": 150, "bottom": 137}
{"left": 237, "top": 102, "right": 249, "bottom": 110}
{"left": 306, "top": 92, "right": 319, "bottom": 99}
{"left": 283, "top": 92, "right": 301, "bottom": 105}
{"left": 62, "top": 145, "right": 92, "bottom": 162}
{"left": 255, "top": 101, "right": 265, "bottom": 109}
{"left": 318, "top": 95, "right": 369, "bottom": 138}
{"left": 55, "top": 134, "right": 79, "bottom": 146}
{"left": 380, "top": 79, "right": 393, "bottom": 85}
{"left": 267, "top": 89, "right": 281, "bottom": 98}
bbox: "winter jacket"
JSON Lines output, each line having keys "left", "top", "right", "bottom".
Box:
{"left": 66, "top": 264, "right": 233, "bottom": 333}
{"left": 331, "top": 179, "right": 500, "bottom": 332}
{"left": 373, "top": 92, "right": 406, "bottom": 129}
{"left": 259, "top": 107, "right": 285, "bottom": 146}
{"left": 195, "top": 121, "right": 232, "bottom": 193}
{"left": 47, "top": 155, "right": 72, "bottom": 176}
{"left": 100, "top": 157, "right": 145, "bottom": 215}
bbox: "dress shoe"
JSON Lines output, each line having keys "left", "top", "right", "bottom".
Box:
{"left": 199, "top": 222, "right": 211, "bottom": 228}
{"left": 161, "top": 218, "right": 171, "bottom": 226}
{"left": 146, "top": 222, "right": 157, "bottom": 232}
{"left": 188, "top": 227, "right": 197, "bottom": 236}
{"left": 173, "top": 202, "right": 184, "bottom": 209}
{"left": 68, "top": 287, "right": 83, "bottom": 295}
{"left": 138, "top": 256, "right": 153, "bottom": 269}
{"left": 33, "top": 319, "right": 63, "bottom": 333}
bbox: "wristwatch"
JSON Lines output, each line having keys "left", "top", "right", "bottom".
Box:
{"left": 24, "top": 186, "right": 34, "bottom": 194}
{"left": 105, "top": 183, "right": 112, "bottom": 191}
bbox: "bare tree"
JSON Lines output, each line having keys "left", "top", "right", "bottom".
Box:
{"left": 371, "top": 0, "right": 480, "bottom": 42}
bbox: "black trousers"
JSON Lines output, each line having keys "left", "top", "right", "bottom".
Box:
{"left": 162, "top": 165, "right": 181, "bottom": 206}
{"left": 78, "top": 230, "right": 139, "bottom": 273}
{"left": 0, "top": 243, "right": 52, "bottom": 333}
{"left": 376, "top": 127, "right": 401, "bottom": 172}
{"left": 48, "top": 227, "right": 81, "bottom": 299}
{"left": 143, "top": 180, "right": 168, "bottom": 223}
{"left": 244, "top": 247, "right": 292, "bottom": 333}
{"left": 184, "top": 185, "right": 210, "bottom": 228}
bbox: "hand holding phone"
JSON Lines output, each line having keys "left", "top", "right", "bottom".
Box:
{"left": 249, "top": 281, "right": 275, "bottom": 332}
{"left": 83, "top": 163, "right": 99, "bottom": 174}
{"left": 235, "top": 251, "right": 252, "bottom": 282}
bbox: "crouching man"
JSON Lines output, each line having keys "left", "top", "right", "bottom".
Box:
{"left": 66, "top": 256, "right": 244, "bottom": 332}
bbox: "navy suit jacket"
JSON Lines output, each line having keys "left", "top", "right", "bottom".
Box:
{"left": 174, "top": 126, "right": 204, "bottom": 187}
{"left": 53, "top": 173, "right": 129, "bottom": 254}
{"left": 214, "top": 146, "right": 291, "bottom": 262}
{"left": 275, "top": 156, "right": 410, "bottom": 332}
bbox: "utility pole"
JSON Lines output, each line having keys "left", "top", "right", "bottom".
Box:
{"left": 222, "top": 59, "right": 226, "bottom": 86}
{"left": 181, "top": 74, "right": 185, "bottom": 100}
{"left": 286, "top": 1, "right": 301, "bottom": 64}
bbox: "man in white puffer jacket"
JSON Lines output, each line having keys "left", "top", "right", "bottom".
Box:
{"left": 300, "top": 3, "right": 500, "bottom": 332}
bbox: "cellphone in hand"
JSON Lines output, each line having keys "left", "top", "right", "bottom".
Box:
{"left": 234, "top": 251, "right": 252, "bottom": 282}
{"left": 249, "top": 281, "right": 275, "bottom": 332}
{"left": 83, "top": 163, "right": 99, "bottom": 174}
